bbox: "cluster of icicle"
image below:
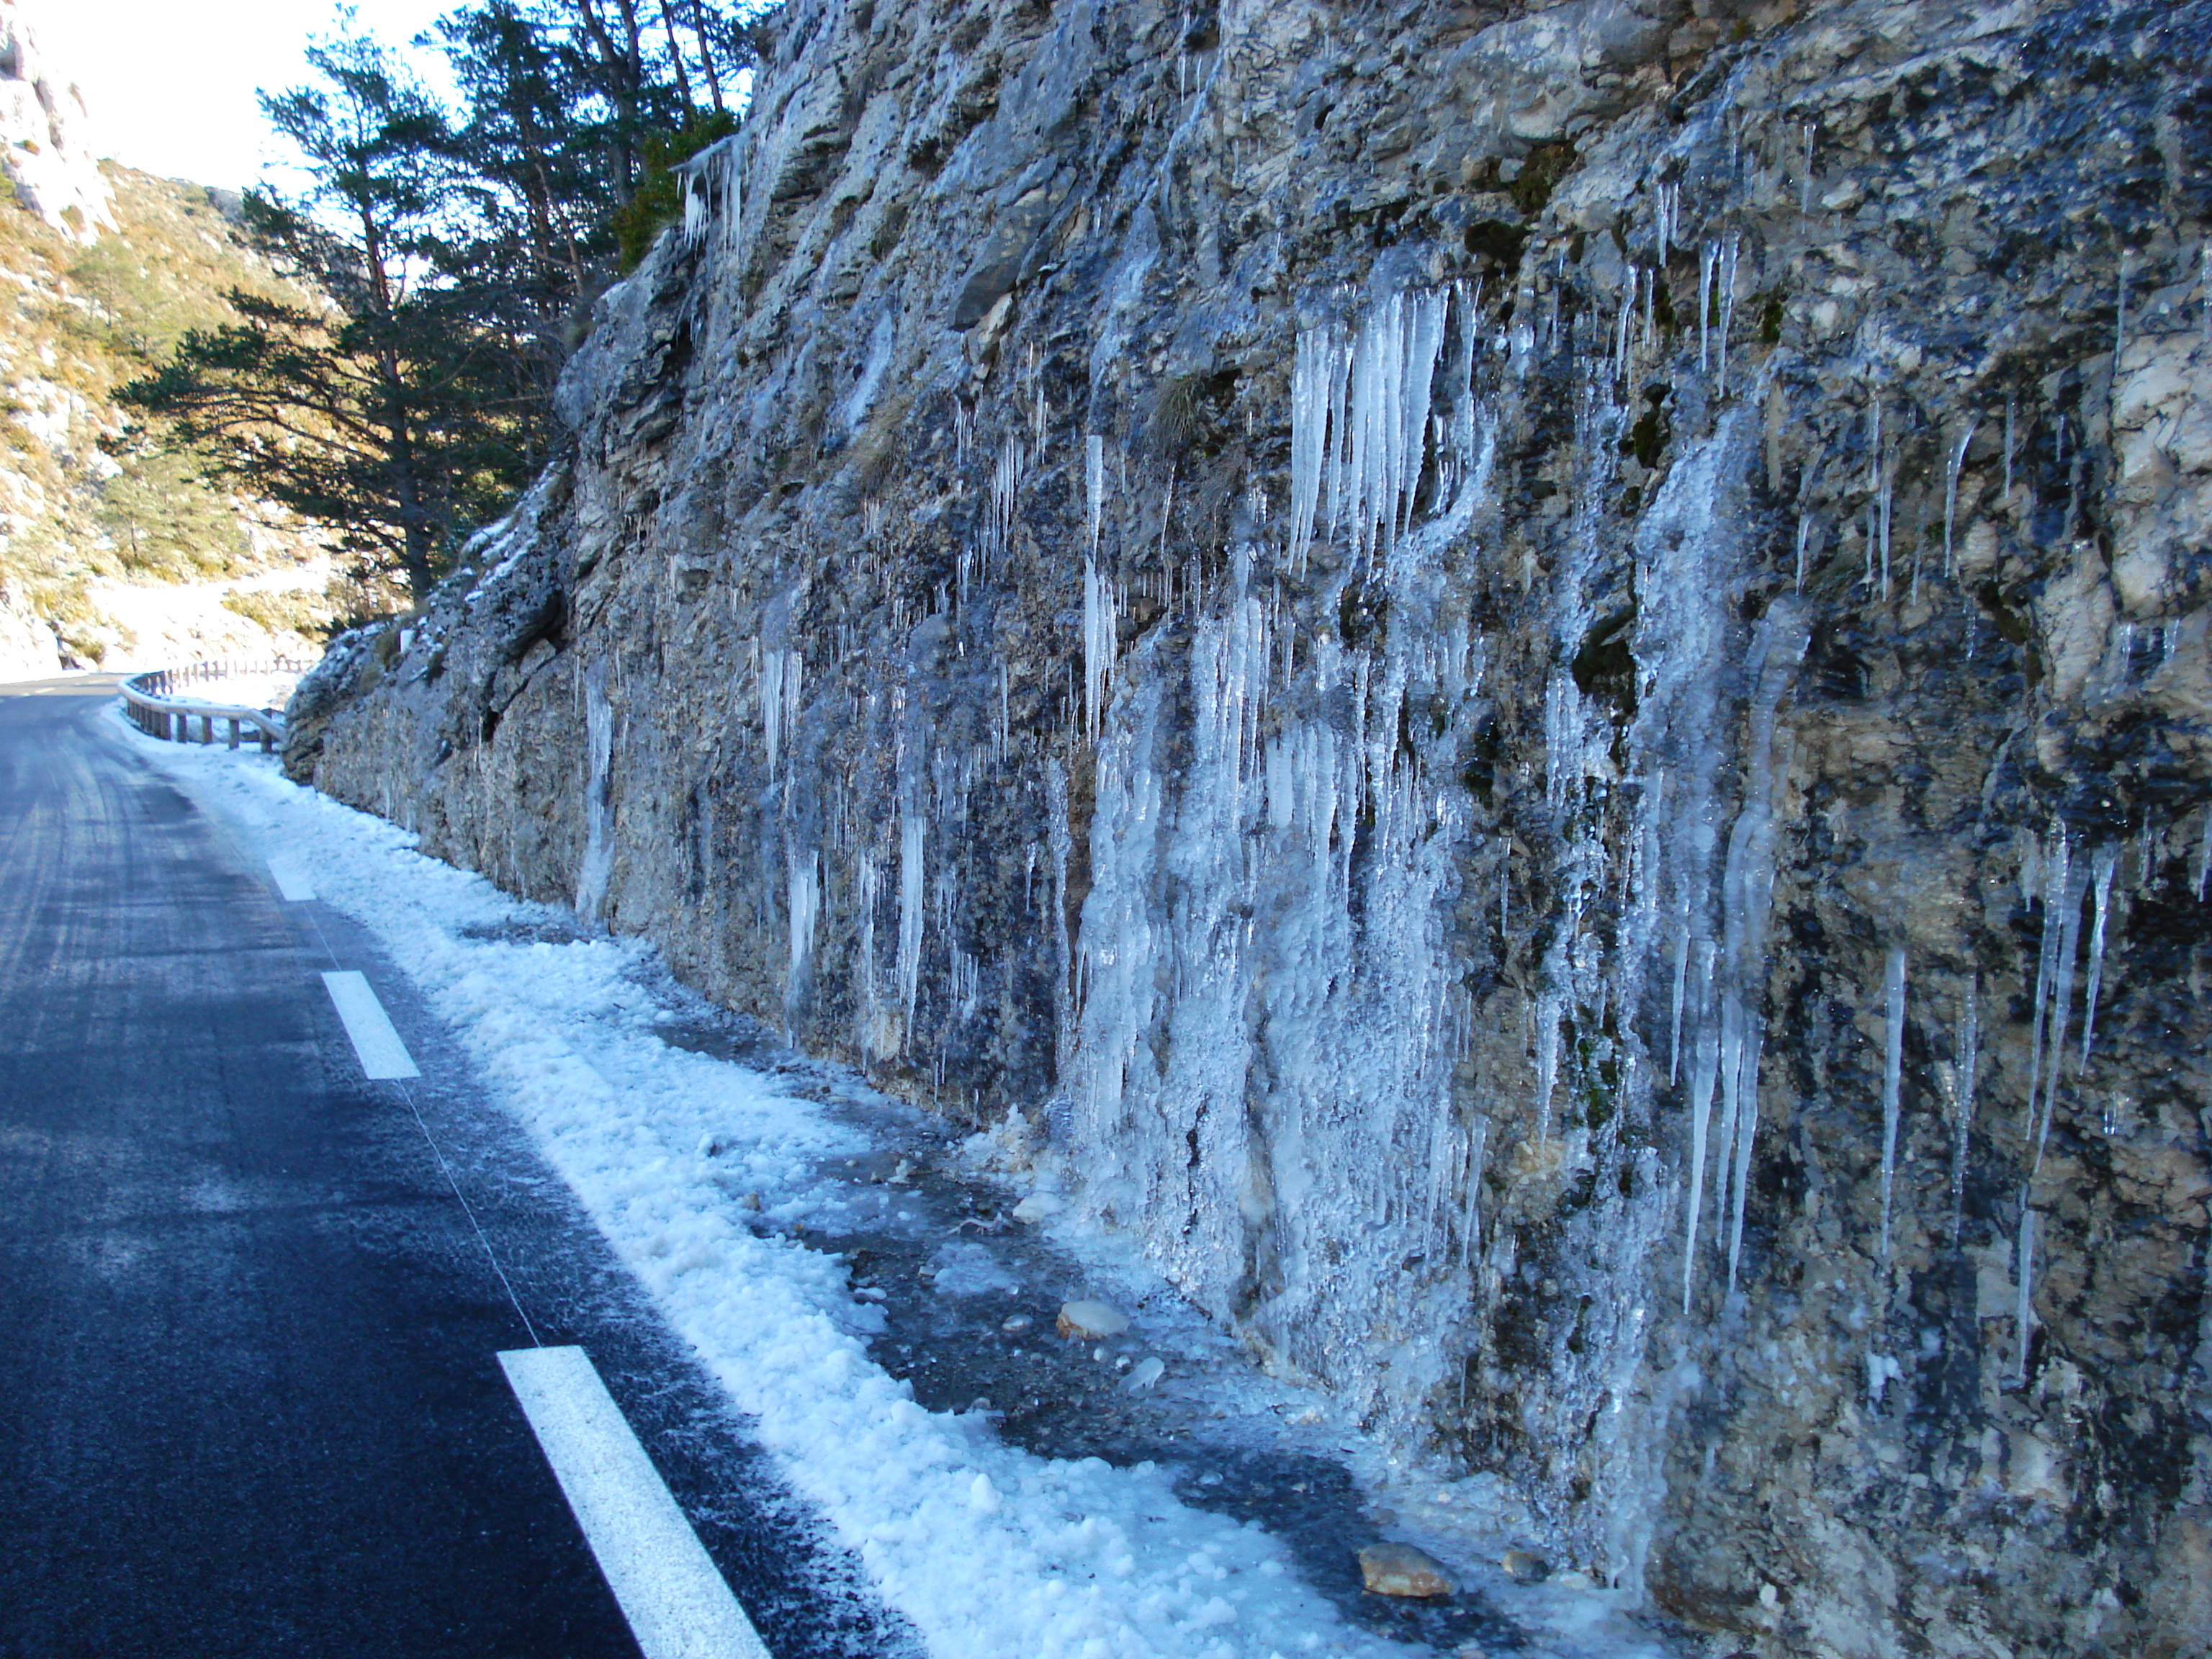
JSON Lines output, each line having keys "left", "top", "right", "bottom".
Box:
{"left": 677, "top": 134, "right": 743, "bottom": 256}
{"left": 1068, "top": 282, "right": 1493, "bottom": 1426}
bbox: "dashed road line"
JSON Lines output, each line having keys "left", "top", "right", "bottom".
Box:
{"left": 499, "top": 1345, "right": 770, "bottom": 1659}
{"left": 266, "top": 856, "right": 315, "bottom": 902}
{"left": 320, "top": 969, "right": 420, "bottom": 1079}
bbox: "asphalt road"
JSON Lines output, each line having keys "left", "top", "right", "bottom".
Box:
{"left": 0, "top": 680, "right": 912, "bottom": 1659}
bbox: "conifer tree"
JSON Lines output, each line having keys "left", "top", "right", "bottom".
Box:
{"left": 122, "top": 33, "right": 531, "bottom": 603}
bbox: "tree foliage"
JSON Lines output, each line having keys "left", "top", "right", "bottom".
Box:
{"left": 119, "top": 1, "right": 770, "bottom": 607}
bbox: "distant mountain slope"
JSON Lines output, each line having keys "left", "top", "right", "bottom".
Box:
{"left": 0, "top": 163, "right": 363, "bottom": 678}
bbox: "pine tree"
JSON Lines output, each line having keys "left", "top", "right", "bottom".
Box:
{"left": 120, "top": 33, "right": 531, "bottom": 603}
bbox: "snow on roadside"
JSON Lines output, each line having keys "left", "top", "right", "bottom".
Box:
{"left": 122, "top": 724, "right": 1423, "bottom": 1659}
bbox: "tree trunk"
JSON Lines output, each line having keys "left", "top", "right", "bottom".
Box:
{"left": 687, "top": 0, "right": 725, "bottom": 112}
{"left": 659, "top": 1, "right": 696, "bottom": 117}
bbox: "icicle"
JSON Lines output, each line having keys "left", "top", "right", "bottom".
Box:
{"left": 1680, "top": 1025, "right": 1720, "bottom": 1313}
{"left": 1863, "top": 392, "right": 1884, "bottom": 596}
{"left": 1698, "top": 241, "right": 1717, "bottom": 373}
{"left": 2024, "top": 832, "right": 2067, "bottom": 1120}
{"left": 988, "top": 435, "right": 1023, "bottom": 573}
{"left": 1945, "top": 979, "right": 1979, "bottom": 1245}
{"left": 2193, "top": 809, "right": 2212, "bottom": 901}
{"left": 1943, "top": 416, "right": 1977, "bottom": 580}
{"left": 2079, "top": 845, "right": 2118, "bottom": 1064}
{"left": 1877, "top": 426, "right": 1895, "bottom": 601}
{"left": 855, "top": 845, "right": 880, "bottom": 1033}
{"left": 1794, "top": 514, "right": 1815, "bottom": 593}
{"left": 897, "top": 810, "right": 927, "bottom": 1043}
{"left": 1878, "top": 943, "right": 1907, "bottom": 1261}
{"left": 761, "top": 646, "right": 802, "bottom": 778}
{"left": 1668, "top": 891, "right": 1693, "bottom": 1085}
{"left": 2013, "top": 1203, "right": 2037, "bottom": 1385}
{"left": 677, "top": 136, "right": 743, "bottom": 255}
{"left": 1716, "top": 233, "right": 1740, "bottom": 399}
{"left": 786, "top": 846, "right": 821, "bottom": 999}
{"left": 1799, "top": 123, "right": 1815, "bottom": 215}
{"left": 2031, "top": 845, "right": 2088, "bottom": 1171}
{"left": 1533, "top": 1002, "right": 1560, "bottom": 1146}
{"left": 2002, "top": 397, "right": 2017, "bottom": 502}
{"left": 1292, "top": 320, "right": 1318, "bottom": 570}
{"left": 1723, "top": 1015, "right": 1763, "bottom": 1298}
{"left": 1083, "top": 559, "right": 1117, "bottom": 739}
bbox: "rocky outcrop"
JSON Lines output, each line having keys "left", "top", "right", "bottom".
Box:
{"left": 289, "top": 1, "right": 2212, "bottom": 1654}
{"left": 0, "top": 0, "right": 111, "bottom": 241}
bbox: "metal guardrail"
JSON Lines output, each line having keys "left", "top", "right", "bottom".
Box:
{"left": 120, "top": 660, "right": 310, "bottom": 754}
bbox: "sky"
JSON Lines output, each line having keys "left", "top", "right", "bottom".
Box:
{"left": 32, "top": 0, "right": 460, "bottom": 192}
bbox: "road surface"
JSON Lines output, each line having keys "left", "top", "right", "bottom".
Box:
{"left": 0, "top": 678, "right": 909, "bottom": 1659}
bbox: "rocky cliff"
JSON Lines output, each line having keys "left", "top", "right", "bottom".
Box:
{"left": 288, "top": 1, "right": 2212, "bottom": 1653}
{"left": 0, "top": 0, "right": 111, "bottom": 242}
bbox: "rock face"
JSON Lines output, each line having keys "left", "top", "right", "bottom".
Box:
{"left": 0, "top": 0, "right": 112, "bottom": 242}
{"left": 289, "top": 1, "right": 2212, "bottom": 1654}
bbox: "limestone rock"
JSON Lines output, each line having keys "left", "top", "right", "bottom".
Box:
{"left": 1055, "top": 1300, "right": 1129, "bottom": 1341}
{"left": 1358, "top": 1542, "right": 1455, "bottom": 1599}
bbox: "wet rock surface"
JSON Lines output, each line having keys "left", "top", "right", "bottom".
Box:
{"left": 290, "top": 1, "right": 2212, "bottom": 1655}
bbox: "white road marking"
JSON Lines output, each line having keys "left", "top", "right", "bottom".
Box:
{"left": 267, "top": 856, "right": 315, "bottom": 902}
{"left": 499, "top": 1346, "right": 770, "bottom": 1659}
{"left": 319, "top": 970, "right": 421, "bottom": 1079}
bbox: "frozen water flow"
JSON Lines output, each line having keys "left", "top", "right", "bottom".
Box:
{"left": 1067, "top": 284, "right": 1492, "bottom": 1444}
{"left": 897, "top": 810, "right": 926, "bottom": 1046}
{"left": 786, "top": 847, "right": 820, "bottom": 1026}
{"left": 1083, "top": 559, "right": 1118, "bottom": 740}
{"left": 762, "top": 647, "right": 802, "bottom": 779}
{"left": 577, "top": 670, "right": 615, "bottom": 921}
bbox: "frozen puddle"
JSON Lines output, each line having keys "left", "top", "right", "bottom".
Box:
{"left": 124, "top": 720, "right": 1684, "bottom": 1659}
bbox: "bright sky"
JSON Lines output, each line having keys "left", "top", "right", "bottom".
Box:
{"left": 34, "top": 0, "right": 461, "bottom": 191}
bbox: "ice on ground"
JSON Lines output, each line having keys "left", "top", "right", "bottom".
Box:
{"left": 122, "top": 716, "right": 1678, "bottom": 1659}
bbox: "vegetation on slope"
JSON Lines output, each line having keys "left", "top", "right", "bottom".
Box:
{"left": 0, "top": 163, "right": 357, "bottom": 665}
